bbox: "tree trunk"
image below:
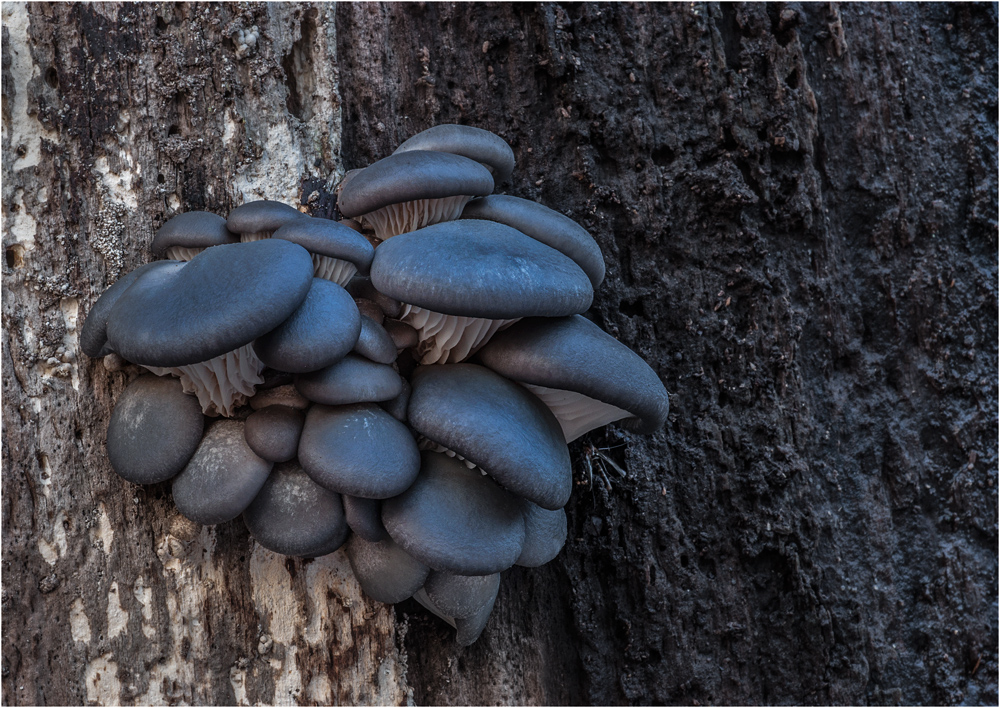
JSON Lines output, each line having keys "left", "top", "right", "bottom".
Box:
{"left": 3, "top": 2, "right": 996, "bottom": 705}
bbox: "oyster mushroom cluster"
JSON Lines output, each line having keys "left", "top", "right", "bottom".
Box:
{"left": 82, "top": 124, "right": 669, "bottom": 645}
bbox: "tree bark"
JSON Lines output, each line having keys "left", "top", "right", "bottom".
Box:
{"left": 3, "top": 2, "right": 996, "bottom": 705}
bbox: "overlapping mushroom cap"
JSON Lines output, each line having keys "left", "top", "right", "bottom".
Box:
{"left": 476, "top": 315, "right": 670, "bottom": 441}
{"left": 394, "top": 124, "right": 515, "bottom": 183}
{"left": 151, "top": 211, "right": 239, "bottom": 261}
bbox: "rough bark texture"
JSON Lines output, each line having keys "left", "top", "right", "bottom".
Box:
{"left": 3, "top": 2, "right": 997, "bottom": 706}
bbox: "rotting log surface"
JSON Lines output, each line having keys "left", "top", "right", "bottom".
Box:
{"left": 3, "top": 3, "right": 997, "bottom": 706}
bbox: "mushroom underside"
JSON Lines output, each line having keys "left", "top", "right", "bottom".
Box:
{"left": 360, "top": 194, "right": 474, "bottom": 241}
{"left": 240, "top": 231, "right": 277, "bottom": 242}
{"left": 520, "top": 383, "right": 632, "bottom": 443}
{"left": 145, "top": 342, "right": 266, "bottom": 416}
{"left": 312, "top": 254, "right": 358, "bottom": 285}
{"left": 412, "top": 587, "right": 458, "bottom": 629}
{"left": 416, "top": 436, "right": 480, "bottom": 471}
{"left": 401, "top": 303, "right": 517, "bottom": 365}
{"left": 163, "top": 245, "right": 205, "bottom": 261}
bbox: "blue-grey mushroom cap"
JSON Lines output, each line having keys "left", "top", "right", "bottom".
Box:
{"left": 151, "top": 211, "right": 238, "bottom": 256}
{"left": 379, "top": 378, "right": 411, "bottom": 423}
{"left": 346, "top": 534, "right": 430, "bottom": 604}
{"left": 408, "top": 364, "right": 572, "bottom": 510}
{"left": 515, "top": 500, "right": 567, "bottom": 567}
{"left": 294, "top": 353, "right": 404, "bottom": 405}
{"left": 476, "top": 315, "right": 670, "bottom": 435}
{"left": 455, "top": 591, "right": 498, "bottom": 646}
{"left": 105, "top": 240, "right": 314, "bottom": 367}
{"left": 394, "top": 125, "right": 515, "bottom": 183}
{"left": 424, "top": 571, "right": 501, "bottom": 620}
{"left": 227, "top": 200, "right": 306, "bottom": 235}
{"left": 243, "top": 461, "right": 349, "bottom": 557}
{"left": 254, "top": 278, "right": 361, "bottom": 374}
{"left": 370, "top": 220, "right": 593, "bottom": 319}
{"left": 343, "top": 495, "right": 388, "bottom": 542}
{"left": 81, "top": 261, "right": 185, "bottom": 359}
{"left": 106, "top": 374, "right": 204, "bottom": 484}
{"left": 338, "top": 151, "right": 494, "bottom": 218}
{"left": 462, "top": 195, "right": 605, "bottom": 287}
{"left": 299, "top": 403, "right": 420, "bottom": 499}
{"left": 347, "top": 276, "right": 402, "bottom": 319}
{"left": 382, "top": 450, "right": 525, "bottom": 575}
{"left": 244, "top": 405, "right": 305, "bottom": 463}
{"left": 172, "top": 419, "right": 273, "bottom": 525}
{"left": 354, "top": 315, "right": 397, "bottom": 365}
{"left": 271, "top": 218, "right": 375, "bottom": 271}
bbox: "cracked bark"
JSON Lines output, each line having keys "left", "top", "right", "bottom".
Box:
{"left": 3, "top": 3, "right": 996, "bottom": 705}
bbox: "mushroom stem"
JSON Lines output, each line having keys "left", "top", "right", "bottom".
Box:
{"left": 520, "top": 383, "right": 632, "bottom": 443}
{"left": 145, "top": 342, "right": 266, "bottom": 417}
{"left": 361, "top": 194, "right": 474, "bottom": 241}
{"left": 401, "top": 303, "right": 517, "bottom": 365}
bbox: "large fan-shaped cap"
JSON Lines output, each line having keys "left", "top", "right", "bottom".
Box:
{"left": 382, "top": 450, "right": 525, "bottom": 575}
{"left": 271, "top": 218, "right": 374, "bottom": 269}
{"left": 370, "top": 220, "right": 593, "bottom": 319}
{"left": 462, "top": 195, "right": 605, "bottom": 287}
{"left": 476, "top": 315, "right": 670, "bottom": 440}
{"left": 338, "top": 151, "right": 493, "bottom": 219}
{"left": 394, "top": 125, "right": 515, "bottom": 183}
{"left": 253, "top": 278, "right": 361, "bottom": 374}
{"left": 106, "top": 374, "right": 204, "bottom": 485}
{"left": 105, "top": 240, "right": 314, "bottom": 367}
{"left": 298, "top": 403, "right": 420, "bottom": 499}
{"left": 408, "top": 364, "right": 572, "bottom": 510}
{"left": 172, "top": 419, "right": 273, "bottom": 525}
{"left": 242, "top": 461, "right": 349, "bottom": 557}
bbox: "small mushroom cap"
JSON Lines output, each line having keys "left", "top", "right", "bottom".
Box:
{"left": 424, "top": 571, "right": 501, "bottom": 620}
{"left": 346, "top": 534, "right": 430, "bottom": 604}
{"left": 106, "top": 240, "right": 315, "bottom": 367}
{"left": 515, "top": 500, "right": 567, "bottom": 567}
{"left": 254, "top": 278, "right": 361, "bottom": 374}
{"left": 343, "top": 495, "right": 388, "bottom": 542}
{"left": 294, "top": 353, "right": 404, "bottom": 405}
{"left": 408, "top": 364, "right": 572, "bottom": 510}
{"left": 81, "top": 261, "right": 185, "bottom": 358}
{"left": 462, "top": 195, "right": 605, "bottom": 287}
{"left": 298, "top": 403, "right": 420, "bottom": 498}
{"left": 454, "top": 591, "right": 498, "bottom": 646}
{"left": 354, "top": 315, "right": 397, "bottom": 364}
{"left": 227, "top": 200, "right": 306, "bottom": 235}
{"left": 394, "top": 125, "right": 515, "bottom": 183}
{"left": 172, "top": 419, "right": 273, "bottom": 525}
{"left": 106, "top": 374, "right": 204, "bottom": 484}
{"left": 370, "top": 220, "right": 593, "bottom": 319}
{"left": 243, "top": 461, "right": 349, "bottom": 557}
{"left": 476, "top": 315, "right": 670, "bottom": 435}
{"left": 271, "top": 218, "right": 375, "bottom": 271}
{"left": 337, "top": 151, "right": 494, "bottom": 219}
{"left": 151, "top": 211, "right": 238, "bottom": 256}
{"left": 382, "top": 450, "right": 526, "bottom": 575}
{"left": 244, "top": 405, "right": 305, "bottom": 463}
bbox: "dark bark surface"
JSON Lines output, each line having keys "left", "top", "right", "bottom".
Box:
{"left": 3, "top": 2, "right": 997, "bottom": 706}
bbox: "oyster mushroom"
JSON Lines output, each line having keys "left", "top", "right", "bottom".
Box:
{"left": 271, "top": 218, "right": 375, "bottom": 285}
{"left": 370, "top": 220, "right": 593, "bottom": 364}
{"left": 337, "top": 151, "right": 494, "bottom": 241}
{"left": 394, "top": 124, "right": 515, "bottom": 183}
{"left": 151, "top": 211, "right": 239, "bottom": 261}
{"left": 476, "top": 315, "right": 670, "bottom": 442}
{"left": 227, "top": 199, "right": 307, "bottom": 242}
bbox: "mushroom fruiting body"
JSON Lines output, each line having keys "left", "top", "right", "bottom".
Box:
{"left": 477, "top": 315, "right": 671, "bottom": 442}
{"left": 151, "top": 211, "right": 239, "bottom": 261}
{"left": 271, "top": 218, "right": 375, "bottom": 285}
{"left": 370, "top": 220, "right": 593, "bottom": 364}
{"left": 105, "top": 239, "right": 314, "bottom": 415}
{"left": 393, "top": 124, "right": 515, "bottom": 183}
{"left": 337, "top": 151, "right": 494, "bottom": 241}
{"left": 227, "top": 200, "right": 307, "bottom": 241}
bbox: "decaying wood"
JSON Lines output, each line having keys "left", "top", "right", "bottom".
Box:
{"left": 3, "top": 3, "right": 996, "bottom": 705}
